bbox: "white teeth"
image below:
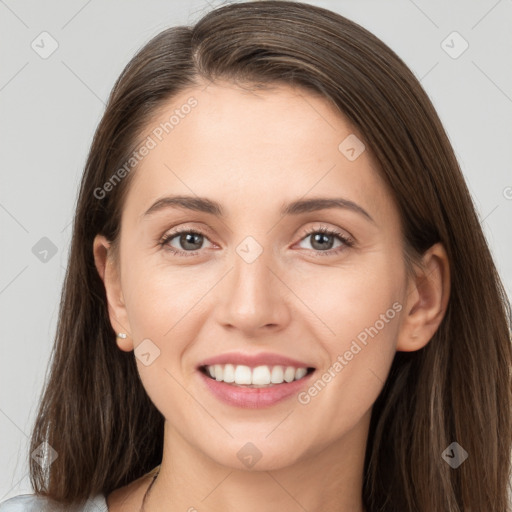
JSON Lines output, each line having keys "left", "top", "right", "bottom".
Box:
{"left": 284, "top": 366, "right": 296, "bottom": 383}
{"left": 223, "top": 363, "right": 235, "bottom": 383}
{"left": 270, "top": 365, "right": 284, "bottom": 383}
{"left": 295, "top": 367, "right": 307, "bottom": 380}
{"left": 204, "top": 364, "right": 311, "bottom": 386}
{"left": 252, "top": 366, "right": 271, "bottom": 385}
{"left": 234, "top": 365, "right": 252, "bottom": 384}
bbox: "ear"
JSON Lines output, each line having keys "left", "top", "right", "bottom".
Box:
{"left": 396, "top": 242, "right": 451, "bottom": 352}
{"left": 93, "top": 234, "right": 134, "bottom": 352}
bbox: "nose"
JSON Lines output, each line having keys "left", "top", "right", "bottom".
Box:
{"left": 214, "top": 246, "right": 291, "bottom": 336}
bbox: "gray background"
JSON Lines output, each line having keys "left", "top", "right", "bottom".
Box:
{"left": 1, "top": 0, "right": 511, "bottom": 500}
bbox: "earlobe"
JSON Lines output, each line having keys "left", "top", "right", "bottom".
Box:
{"left": 396, "top": 242, "right": 451, "bottom": 352}
{"left": 92, "top": 234, "right": 134, "bottom": 352}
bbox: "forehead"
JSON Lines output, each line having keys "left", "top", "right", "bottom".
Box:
{"left": 123, "top": 81, "right": 394, "bottom": 223}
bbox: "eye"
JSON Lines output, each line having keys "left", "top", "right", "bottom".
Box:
{"left": 159, "top": 225, "right": 354, "bottom": 258}
{"left": 297, "top": 226, "right": 354, "bottom": 256}
{"left": 159, "top": 228, "right": 214, "bottom": 257}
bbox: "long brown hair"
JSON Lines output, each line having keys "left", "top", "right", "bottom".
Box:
{"left": 28, "top": 2, "right": 511, "bottom": 510}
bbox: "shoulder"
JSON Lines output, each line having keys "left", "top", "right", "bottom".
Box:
{"left": 0, "top": 493, "right": 107, "bottom": 511}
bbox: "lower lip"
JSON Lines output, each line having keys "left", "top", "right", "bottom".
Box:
{"left": 198, "top": 369, "right": 315, "bottom": 409}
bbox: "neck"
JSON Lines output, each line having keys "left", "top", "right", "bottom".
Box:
{"left": 144, "top": 411, "right": 370, "bottom": 512}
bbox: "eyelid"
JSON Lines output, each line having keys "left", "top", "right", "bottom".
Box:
{"left": 298, "top": 224, "right": 354, "bottom": 244}
{"left": 159, "top": 222, "right": 216, "bottom": 243}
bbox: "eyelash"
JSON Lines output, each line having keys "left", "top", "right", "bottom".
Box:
{"left": 159, "top": 225, "right": 354, "bottom": 258}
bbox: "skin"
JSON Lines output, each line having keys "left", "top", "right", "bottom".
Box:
{"left": 94, "top": 81, "right": 450, "bottom": 512}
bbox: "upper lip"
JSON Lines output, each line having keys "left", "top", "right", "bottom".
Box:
{"left": 198, "top": 351, "right": 316, "bottom": 369}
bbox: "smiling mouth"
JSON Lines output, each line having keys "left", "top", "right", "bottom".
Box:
{"left": 199, "top": 364, "right": 316, "bottom": 387}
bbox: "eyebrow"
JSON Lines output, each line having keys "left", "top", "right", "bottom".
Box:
{"left": 143, "top": 195, "right": 375, "bottom": 223}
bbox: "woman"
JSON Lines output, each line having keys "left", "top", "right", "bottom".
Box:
{"left": 1, "top": 1, "right": 510, "bottom": 511}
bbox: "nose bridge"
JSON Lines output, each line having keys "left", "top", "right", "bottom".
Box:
{"left": 217, "top": 234, "right": 288, "bottom": 332}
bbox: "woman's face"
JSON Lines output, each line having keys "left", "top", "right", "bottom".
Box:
{"left": 103, "top": 81, "right": 411, "bottom": 470}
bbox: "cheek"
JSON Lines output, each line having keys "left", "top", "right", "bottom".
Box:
{"left": 120, "top": 257, "right": 218, "bottom": 392}
{"left": 119, "top": 261, "right": 206, "bottom": 414}
{"left": 121, "top": 254, "right": 206, "bottom": 339}
{"left": 291, "top": 257, "right": 403, "bottom": 419}
{"left": 293, "top": 254, "right": 403, "bottom": 345}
